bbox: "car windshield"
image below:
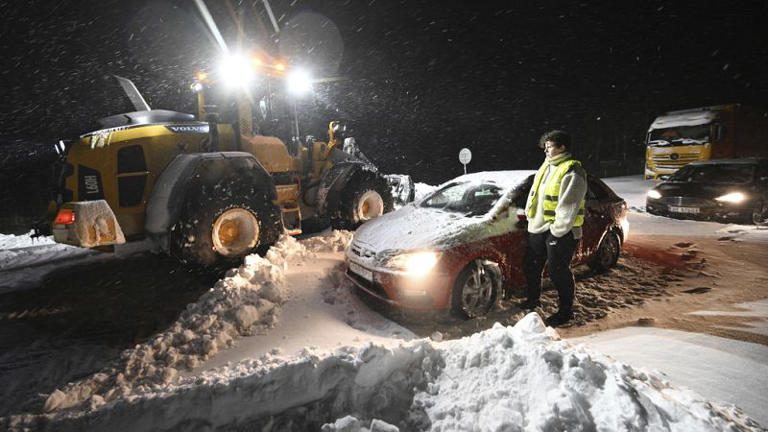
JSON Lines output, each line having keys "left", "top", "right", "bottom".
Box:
{"left": 670, "top": 164, "right": 755, "bottom": 184}
{"left": 421, "top": 181, "right": 503, "bottom": 216}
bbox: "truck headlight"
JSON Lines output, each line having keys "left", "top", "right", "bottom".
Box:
{"left": 715, "top": 192, "right": 746, "bottom": 203}
{"left": 646, "top": 189, "right": 662, "bottom": 199}
{"left": 387, "top": 251, "right": 441, "bottom": 277}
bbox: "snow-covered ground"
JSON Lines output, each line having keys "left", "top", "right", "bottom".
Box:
{"left": 1, "top": 175, "right": 768, "bottom": 430}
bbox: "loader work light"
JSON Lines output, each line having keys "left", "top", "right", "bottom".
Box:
{"left": 219, "top": 54, "right": 255, "bottom": 89}
{"left": 286, "top": 68, "right": 312, "bottom": 96}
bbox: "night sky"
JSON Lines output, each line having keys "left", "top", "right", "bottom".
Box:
{"left": 1, "top": 0, "right": 768, "bottom": 184}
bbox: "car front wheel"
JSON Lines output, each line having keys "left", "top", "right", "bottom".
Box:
{"left": 450, "top": 260, "right": 498, "bottom": 319}
{"left": 589, "top": 230, "right": 621, "bottom": 272}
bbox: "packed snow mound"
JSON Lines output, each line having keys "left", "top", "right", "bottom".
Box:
{"left": 414, "top": 314, "right": 761, "bottom": 431}
{"left": 39, "top": 231, "right": 354, "bottom": 414}
{"left": 11, "top": 314, "right": 761, "bottom": 431}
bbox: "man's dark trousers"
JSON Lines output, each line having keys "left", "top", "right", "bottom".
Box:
{"left": 523, "top": 231, "right": 578, "bottom": 313}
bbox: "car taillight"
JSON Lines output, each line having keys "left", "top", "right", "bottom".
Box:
{"left": 53, "top": 208, "right": 76, "bottom": 225}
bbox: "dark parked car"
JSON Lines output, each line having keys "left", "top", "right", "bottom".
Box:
{"left": 345, "top": 170, "right": 629, "bottom": 319}
{"left": 646, "top": 158, "right": 768, "bottom": 225}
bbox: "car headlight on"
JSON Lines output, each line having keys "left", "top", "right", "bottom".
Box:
{"left": 715, "top": 192, "right": 746, "bottom": 203}
{"left": 646, "top": 189, "right": 662, "bottom": 200}
{"left": 387, "top": 251, "right": 441, "bottom": 276}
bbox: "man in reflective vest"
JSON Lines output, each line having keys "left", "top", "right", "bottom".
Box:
{"left": 518, "top": 130, "right": 587, "bottom": 327}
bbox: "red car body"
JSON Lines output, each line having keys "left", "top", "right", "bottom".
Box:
{"left": 345, "top": 170, "right": 628, "bottom": 316}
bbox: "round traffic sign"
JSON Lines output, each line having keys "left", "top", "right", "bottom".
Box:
{"left": 459, "top": 148, "right": 472, "bottom": 165}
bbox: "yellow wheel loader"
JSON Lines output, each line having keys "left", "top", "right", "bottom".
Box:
{"left": 39, "top": 72, "right": 412, "bottom": 267}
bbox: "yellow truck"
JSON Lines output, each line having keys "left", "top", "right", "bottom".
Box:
{"left": 644, "top": 104, "right": 768, "bottom": 179}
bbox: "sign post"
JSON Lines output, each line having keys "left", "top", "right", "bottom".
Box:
{"left": 458, "top": 148, "right": 472, "bottom": 175}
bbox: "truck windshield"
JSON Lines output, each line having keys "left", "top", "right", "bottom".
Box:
{"left": 421, "top": 182, "right": 503, "bottom": 216}
{"left": 670, "top": 164, "right": 755, "bottom": 184}
{"left": 648, "top": 124, "right": 710, "bottom": 147}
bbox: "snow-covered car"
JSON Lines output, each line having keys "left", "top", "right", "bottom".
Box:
{"left": 345, "top": 170, "right": 629, "bottom": 318}
{"left": 646, "top": 158, "right": 768, "bottom": 225}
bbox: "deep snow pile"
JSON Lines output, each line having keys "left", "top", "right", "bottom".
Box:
{"left": 412, "top": 316, "right": 760, "bottom": 432}
{"left": 39, "top": 231, "right": 353, "bottom": 414}
{"left": 6, "top": 314, "right": 761, "bottom": 431}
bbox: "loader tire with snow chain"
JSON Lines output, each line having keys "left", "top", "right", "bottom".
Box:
{"left": 171, "top": 183, "right": 282, "bottom": 268}
{"left": 588, "top": 230, "right": 621, "bottom": 272}
{"left": 333, "top": 176, "right": 394, "bottom": 230}
{"left": 450, "top": 260, "right": 499, "bottom": 319}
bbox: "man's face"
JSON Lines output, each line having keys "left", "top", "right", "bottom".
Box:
{"left": 544, "top": 140, "right": 566, "bottom": 159}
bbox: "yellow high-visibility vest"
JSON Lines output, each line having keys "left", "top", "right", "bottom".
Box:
{"left": 527, "top": 159, "right": 585, "bottom": 227}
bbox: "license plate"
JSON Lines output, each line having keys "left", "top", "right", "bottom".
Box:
{"left": 669, "top": 206, "right": 700, "bottom": 214}
{"left": 349, "top": 262, "right": 373, "bottom": 281}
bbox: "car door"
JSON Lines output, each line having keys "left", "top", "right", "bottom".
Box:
{"left": 576, "top": 176, "right": 613, "bottom": 263}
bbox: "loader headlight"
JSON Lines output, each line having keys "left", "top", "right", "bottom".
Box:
{"left": 646, "top": 189, "right": 662, "bottom": 200}
{"left": 715, "top": 191, "right": 746, "bottom": 203}
{"left": 386, "top": 251, "right": 441, "bottom": 277}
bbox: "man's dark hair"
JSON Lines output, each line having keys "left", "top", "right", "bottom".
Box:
{"left": 538, "top": 130, "right": 572, "bottom": 151}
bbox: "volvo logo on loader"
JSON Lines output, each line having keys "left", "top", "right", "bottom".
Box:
{"left": 166, "top": 125, "right": 210, "bottom": 134}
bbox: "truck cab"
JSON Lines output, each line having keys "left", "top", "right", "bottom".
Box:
{"left": 644, "top": 104, "right": 768, "bottom": 180}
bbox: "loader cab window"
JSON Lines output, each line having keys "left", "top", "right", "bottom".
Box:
{"left": 118, "top": 145, "right": 147, "bottom": 173}
{"left": 117, "top": 145, "right": 148, "bottom": 207}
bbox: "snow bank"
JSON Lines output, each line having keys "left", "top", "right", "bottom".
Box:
{"left": 38, "top": 231, "right": 353, "bottom": 414}
{"left": 0, "top": 231, "right": 56, "bottom": 249}
{"left": 7, "top": 314, "right": 761, "bottom": 431}
{"left": 415, "top": 315, "right": 760, "bottom": 431}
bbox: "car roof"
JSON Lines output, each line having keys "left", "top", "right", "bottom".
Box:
{"left": 688, "top": 158, "right": 768, "bottom": 166}
{"left": 443, "top": 170, "right": 538, "bottom": 189}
